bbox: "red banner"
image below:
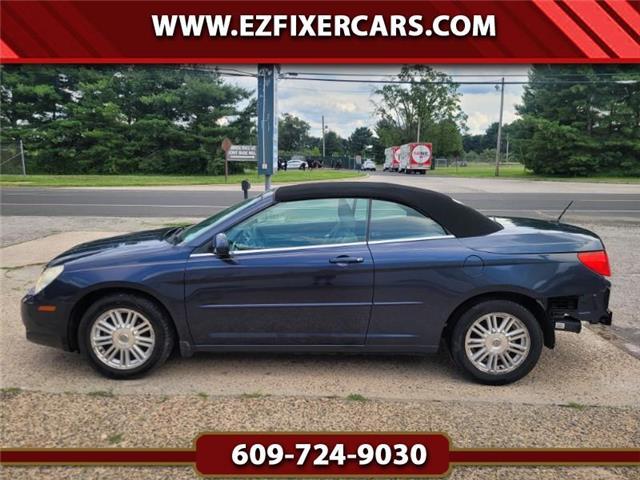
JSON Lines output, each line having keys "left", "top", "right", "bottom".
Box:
{"left": 1, "top": 1, "right": 638, "bottom": 64}
{"left": 2, "top": 433, "right": 639, "bottom": 477}
{"left": 195, "top": 433, "right": 450, "bottom": 476}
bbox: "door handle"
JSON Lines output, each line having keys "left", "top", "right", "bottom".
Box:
{"left": 329, "top": 255, "right": 364, "bottom": 264}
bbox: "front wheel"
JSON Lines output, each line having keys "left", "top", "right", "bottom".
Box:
{"left": 449, "top": 300, "right": 543, "bottom": 385}
{"left": 78, "top": 293, "right": 175, "bottom": 379}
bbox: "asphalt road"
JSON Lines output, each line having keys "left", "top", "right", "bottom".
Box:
{"left": 2, "top": 187, "right": 640, "bottom": 220}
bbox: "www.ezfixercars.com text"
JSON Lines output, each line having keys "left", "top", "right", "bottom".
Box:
{"left": 152, "top": 14, "right": 496, "bottom": 38}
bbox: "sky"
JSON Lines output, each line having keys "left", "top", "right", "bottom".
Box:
{"left": 226, "top": 65, "right": 530, "bottom": 138}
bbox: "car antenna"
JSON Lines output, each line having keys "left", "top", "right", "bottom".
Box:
{"left": 556, "top": 201, "right": 574, "bottom": 223}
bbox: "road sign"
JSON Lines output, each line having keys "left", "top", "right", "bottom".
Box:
{"left": 221, "top": 137, "right": 233, "bottom": 153}
{"left": 227, "top": 145, "right": 257, "bottom": 162}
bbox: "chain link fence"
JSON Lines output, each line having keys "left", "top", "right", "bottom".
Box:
{"left": 0, "top": 140, "right": 26, "bottom": 175}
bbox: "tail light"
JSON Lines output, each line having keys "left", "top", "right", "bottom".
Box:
{"left": 577, "top": 250, "right": 611, "bottom": 277}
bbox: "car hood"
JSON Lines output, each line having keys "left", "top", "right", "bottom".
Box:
{"left": 460, "top": 217, "right": 604, "bottom": 254}
{"left": 48, "top": 227, "right": 179, "bottom": 267}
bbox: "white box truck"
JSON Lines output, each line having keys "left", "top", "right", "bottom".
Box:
{"left": 398, "top": 142, "right": 433, "bottom": 174}
{"left": 383, "top": 146, "right": 401, "bottom": 172}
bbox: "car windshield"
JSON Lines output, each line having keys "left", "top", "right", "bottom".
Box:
{"left": 177, "top": 194, "right": 265, "bottom": 243}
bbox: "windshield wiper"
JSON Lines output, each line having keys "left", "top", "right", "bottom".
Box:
{"left": 164, "top": 226, "right": 186, "bottom": 242}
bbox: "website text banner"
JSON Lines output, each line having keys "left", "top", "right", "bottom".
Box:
{"left": 1, "top": 1, "right": 638, "bottom": 64}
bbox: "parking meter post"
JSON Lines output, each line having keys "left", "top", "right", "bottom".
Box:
{"left": 241, "top": 179, "right": 251, "bottom": 200}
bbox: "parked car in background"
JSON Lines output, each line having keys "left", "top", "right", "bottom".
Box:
{"left": 361, "top": 159, "right": 377, "bottom": 171}
{"left": 287, "top": 156, "right": 307, "bottom": 170}
{"left": 22, "top": 182, "right": 612, "bottom": 385}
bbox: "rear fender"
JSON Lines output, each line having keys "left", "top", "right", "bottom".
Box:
{"left": 443, "top": 289, "right": 554, "bottom": 349}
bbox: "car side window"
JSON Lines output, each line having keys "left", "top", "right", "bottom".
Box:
{"left": 226, "top": 198, "right": 368, "bottom": 251}
{"left": 368, "top": 200, "right": 447, "bottom": 241}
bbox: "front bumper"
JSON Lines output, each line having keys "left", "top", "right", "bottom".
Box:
{"left": 21, "top": 292, "right": 72, "bottom": 351}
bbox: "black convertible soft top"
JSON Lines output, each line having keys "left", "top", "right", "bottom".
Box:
{"left": 275, "top": 182, "right": 502, "bottom": 238}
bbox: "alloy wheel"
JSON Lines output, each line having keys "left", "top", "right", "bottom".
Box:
{"left": 90, "top": 308, "right": 155, "bottom": 370}
{"left": 464, "top": 312, "right": 531, "bottom": 374}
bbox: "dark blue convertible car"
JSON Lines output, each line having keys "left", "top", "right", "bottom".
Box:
{"left": 22, "top": 182, "right": 612, "bottom": 384}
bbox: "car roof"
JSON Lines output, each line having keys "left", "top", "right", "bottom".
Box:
{"left": 274, "top": 182, "right": 502, "bottom": 238}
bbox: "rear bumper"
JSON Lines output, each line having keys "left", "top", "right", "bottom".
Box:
{"left": 551, "top": 287, "right": 612, "bottom": 333}
{"left": 577, "top": 287, "right": 612, "bottom": 325}
{"left": 21, "top": 293, "right": 72, "bottom": 351}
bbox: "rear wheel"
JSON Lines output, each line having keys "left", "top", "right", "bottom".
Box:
{"left": 78, "top": 293, "right": 175, "bottom": 379}
{"left": 449, "top": 300, "right": 543, "bottom": 385}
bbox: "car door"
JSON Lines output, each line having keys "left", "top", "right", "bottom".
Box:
{"left": 365, "top": 199, "right": 469, "bottom": 350}
{"left": 185, "top": 197, "right": 374, "bottom": 346}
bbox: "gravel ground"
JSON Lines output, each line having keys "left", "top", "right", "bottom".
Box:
{"left": 2, "top": 391, "right": 639, "bottom": 479}
{"left": 579, "top": 223, "right": 640, "bottom": 357}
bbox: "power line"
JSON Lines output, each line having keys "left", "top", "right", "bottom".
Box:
{"left": 280, "top": 76, "right": 637, "bottom": 85}
{"left": 179, "top": 66, "right": 258, "bottom": 78}
{"left": 280, "top": 84, "right": 374, "bottom": 94}
{"left": 281, "top": 71, "right": 633, "bottom": 78}
{"left": 216, "top": 67, "right": 258, "bottom": 77}
{"left": 179, "top": 66, "right": 638, "bottom": 84}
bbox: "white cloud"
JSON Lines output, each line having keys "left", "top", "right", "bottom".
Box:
{"left": 462, "top": 90, "right": 522, "bottom": 135}
{"left": 222, "top": 65, "right": 529, "bottom": 138}
{"left": 278, "top": 82, "right": 376, "bottom": 137}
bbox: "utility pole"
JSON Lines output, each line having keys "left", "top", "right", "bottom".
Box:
{"left": 495, "top": 77, "right": 505, "bottom": 177}
{"left": 221, "top": 137, "right": 232, "bottom": 184}
{"left": 505, "top": 134, "right": 510, "bottom": 163}
{"left": 416, "top": 117, "right": 421, "bottom": 143}
{"left": 19, "top": 139, "right": 25, "bottom": 176}
{"left": 321, "top": 115, "right": 326, "bottom": 158}
{"left": 257, "top": 64, "right": 279, "bottom": 191}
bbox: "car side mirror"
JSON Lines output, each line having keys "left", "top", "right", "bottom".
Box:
{"left": 213, "top": 233, "right": 230, "bottom": 258}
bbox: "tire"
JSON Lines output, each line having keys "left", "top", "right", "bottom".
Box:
{"left": 78, "top": 293, "right": 175, "bottom": 379}
{"left": 449, "top": 300, "right": 543, "bottom": 385}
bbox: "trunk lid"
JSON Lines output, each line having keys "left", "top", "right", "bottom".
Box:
{"left": 460, "top": 217, "right": 604, "bottom": 254}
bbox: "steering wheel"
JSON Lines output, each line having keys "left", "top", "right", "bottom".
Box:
{"left": 229, "top": 223, "right": 266, "bottom": 250}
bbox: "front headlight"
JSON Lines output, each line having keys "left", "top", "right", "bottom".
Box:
{"left": 34, "top": 265, "right": 64, "bottom": 295}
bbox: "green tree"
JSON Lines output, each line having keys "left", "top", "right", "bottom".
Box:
{"left": 375, "top": 65, "right": 466, "bottom": 146}
{"left": 0, "top": 66, "right": 252, "bottom": 175}
{"left": 513, "top": 65, "right": 640, "bottom": 176}
{"left": 462, "top": 133, "right": 483, "bottom": 153}
{"left": 347, "top": 127, "right": 374, "bottom": 156}
{"left": 463, "top": 122, "right": 500, "bottom": 154}
{"left": 374, "top": 65, "right": 466, "bottom": 157}
{"left": 424, "top": 119, "right": 463, "bottom": 158}
{"left": 323, "top": 130, "right": 346, "bottom": 157}
{"left": 278, "top": 113, "right": 310, "bottom": 153}
{"left": 374, "top": 117, "right": 405, "bottom": 149}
